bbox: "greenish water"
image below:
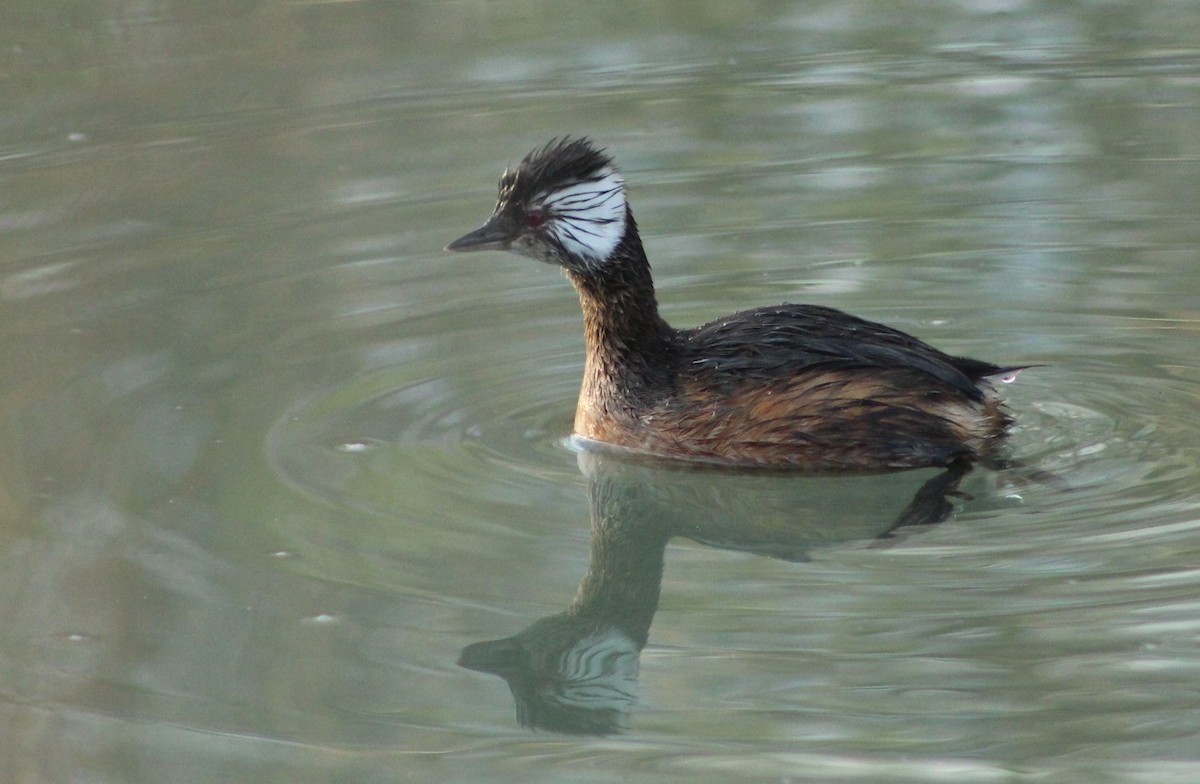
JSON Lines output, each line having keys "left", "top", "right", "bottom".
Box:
{"left": 3, "top": 2, "right": 1200, "bottom": 782}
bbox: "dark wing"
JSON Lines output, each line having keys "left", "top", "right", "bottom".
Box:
{"left": 684, "top": 303, "right": 1006, "bottom": 401}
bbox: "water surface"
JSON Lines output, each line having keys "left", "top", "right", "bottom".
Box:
{"left": 2, "top": 2, "right": 1200, "bottom": 783}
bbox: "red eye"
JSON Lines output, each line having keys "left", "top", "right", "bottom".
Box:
{"left": 524, "top": 211, "right": 546, "bottom": 228}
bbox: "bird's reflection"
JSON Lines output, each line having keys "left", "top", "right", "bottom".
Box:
{"left": 459, "top": 450, "right": 972, "bottom": 735}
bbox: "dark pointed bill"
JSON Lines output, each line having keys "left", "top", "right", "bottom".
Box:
{"left": 445, "top": 215, "right": 511, "bottom": 253}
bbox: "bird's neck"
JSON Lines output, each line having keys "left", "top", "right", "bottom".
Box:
{"left": 566, "top": 212, "right": 677, "bottom": 414}
{"left": 566, "top": 465, "right": 672, "bottom": 649}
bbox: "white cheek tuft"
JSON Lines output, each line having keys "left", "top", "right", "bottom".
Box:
{"left": 538, "top": 167, "right": 627, "bottom": 262}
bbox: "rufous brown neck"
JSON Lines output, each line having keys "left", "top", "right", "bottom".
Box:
{"left": 565, "top": 211, "right": 678, "bottom": 435}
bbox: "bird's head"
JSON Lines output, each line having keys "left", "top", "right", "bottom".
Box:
{"left": 446, "top": 137, "right": 629, "bottom": 274}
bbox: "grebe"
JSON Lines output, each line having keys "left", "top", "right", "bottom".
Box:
{"left": 446, "top": 138, "right": 1023, "bottom": 470}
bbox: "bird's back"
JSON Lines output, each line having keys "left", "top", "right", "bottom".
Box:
{"left": 683, "top": 303, "right": 1005, "bottom": 398}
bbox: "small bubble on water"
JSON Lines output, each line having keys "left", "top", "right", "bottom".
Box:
{"left": 270, "top": 549, "right": 293, "bottom": 559}
{"left": 67, "top": 132, "right": 87, "bottom": 143}
{"left": 304, "top": 613, "right": 339, "bottom": 625}
{"left": 336, "top": 438, "right": 381, "bottom": 453}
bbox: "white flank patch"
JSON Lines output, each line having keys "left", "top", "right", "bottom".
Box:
{"left": 538, "top": 167, "right": 627, "bottom": 262}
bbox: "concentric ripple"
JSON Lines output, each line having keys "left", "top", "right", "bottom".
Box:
{"left": 266, "top": 290, "right": 588, "bottom": 525}
{"left": 997, "top": 326, "right": 1200, "bottom": 536}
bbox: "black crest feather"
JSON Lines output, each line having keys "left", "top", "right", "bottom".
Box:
{"left": 500, "top": 137, "right": 615, "bottom": 206}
